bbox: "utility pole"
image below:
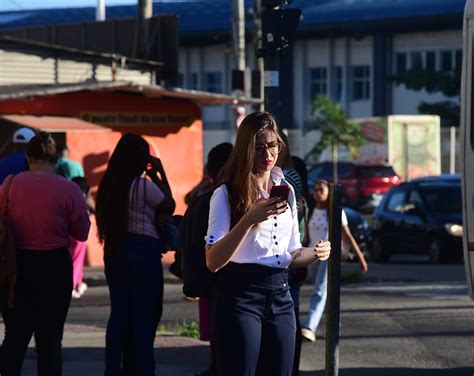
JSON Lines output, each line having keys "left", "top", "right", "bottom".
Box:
{"left": 134, "top": 0, "right": 153, "bottom": 58}
{"left": 257, "top": 1, "right": 300, "bottom": 121}
{"left": 233, "top": 0, "right": 246, "bottom": 72}
{"left": 96, "top": 0, "right": 105, "bottom": 21}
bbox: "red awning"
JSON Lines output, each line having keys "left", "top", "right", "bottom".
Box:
{"left": 0, "top": 115, "right": 110, "bottom": 132}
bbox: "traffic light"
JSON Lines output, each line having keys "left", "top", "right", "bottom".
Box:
{"left": 262, "top": 0, "right": 292, "bottom": 8}
{"left": 260, "top": 8, "right": 301, "bottom": 54}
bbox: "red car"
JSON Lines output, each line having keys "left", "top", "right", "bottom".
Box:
{"left": 307, "top": 162, "right": 401, "bottom": 210}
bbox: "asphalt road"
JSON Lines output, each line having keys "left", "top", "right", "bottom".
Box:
{"left": 3, "top": 256, "right": 474, "bottom": 375}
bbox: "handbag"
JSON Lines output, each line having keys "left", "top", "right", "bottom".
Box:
{"left": 156, "top": 214, "right": 181, "bottom": 254}
{"left": 0, "top": 175, "right": 17, "bottom": 308}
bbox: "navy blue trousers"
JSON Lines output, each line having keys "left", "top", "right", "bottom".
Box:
{"left": 104, "top": 233, "right": 163, "bottom": 376}
{"left": 212, "top": 262, "right": 296, "bottom": 376}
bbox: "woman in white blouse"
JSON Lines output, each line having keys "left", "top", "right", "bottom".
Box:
{"left": 205, "top": 112, "right": 331, "bottom": 376}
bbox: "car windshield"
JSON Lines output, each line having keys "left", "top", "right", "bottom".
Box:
{"left": 420, "top": 186, "right": 461, "bottom": 213}
{"left": 358, "top": 166, "right": 396, "bottom": 177}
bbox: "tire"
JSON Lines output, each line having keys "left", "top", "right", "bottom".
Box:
{"left": 428, "top": 239, "right": 446, "bottom": 264}
{"left": 370, "top": 237, "right": 391, "bottom": 263}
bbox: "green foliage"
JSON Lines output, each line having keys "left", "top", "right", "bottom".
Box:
{"left": 177, "top": 321, "right": 200, "bottom": 339}
{"left": 389, "top": 68, "right": 461, "bottom": 127}
{"left": 304, "top": 95, "right": 364, "bottom": 161}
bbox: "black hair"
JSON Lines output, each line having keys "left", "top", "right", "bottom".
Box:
{"left": 96, "top": 133, "right": 150, "bottom": 254}
{"left": 57, "top": 144, "right": 69, "bottom": 155}
{"left": 206, "top": 142, "right": 233, "bottom": 181}
{"left": 72, "top": 176, "right": 90, "bottom": 196}
{"left": 27, "top": 132, "right": 58, "bottom": 165}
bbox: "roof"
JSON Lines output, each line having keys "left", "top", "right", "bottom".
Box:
{"left": 0, "top": 0, "right": 465, "bottom": 35}
{"left": 0, "top": 81, "right": 262, "bottom": 106}
{"left": 0, "top": 115, "right": 110, "bottom": 132}
{"left": 0, "top": 36, "right": 162, "bottom": 70}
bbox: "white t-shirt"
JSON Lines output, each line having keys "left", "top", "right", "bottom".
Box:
{"left": 307, "top": 208, "right": 348, "bottom": 246}
{"left": 205, "top": 167, "right": 302, "bottom": 268}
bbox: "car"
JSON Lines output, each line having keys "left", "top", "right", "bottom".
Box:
{"left": 307, "top": 161, "right": 401, "bottom": 211}
{"left": 370, "top": 176, "right": 462, "bottom": 264}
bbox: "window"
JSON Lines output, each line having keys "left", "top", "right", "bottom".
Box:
{"left": 335, "top": 66, "right": 344, "bottom": 102}
{"left": 396, "top": 52, "right": 407, "bottom": 74}
{"left": 309, "top": 67, "right": 327, "bottom": 100}
{"left": 406, "top": 189, "right": 424, "bottom": 213}
{"left": 189, "top": 72, "right": 199, "bottom": 90}
{"left": 426, "top": 51, "right": 436, "bottom": 71}
{"left": 167, "top": 73, "right": 183, "bottom": 88}
{"left": 455, "top": 49, "right": 462, "bottom": 70}
{"left": 386, "top": 190, "right": 406, "bottom": 213}
{"left": 205, "top": 72, "right": 223, "bottom": 93}
{"left": 352, "top": 65, "right": 370, "bottom": 101}
{"left": 410, "top": 52, "right": 423, "bottom": 70}
{"left": 441, "top": 50, "right": 453, "bottom": 71}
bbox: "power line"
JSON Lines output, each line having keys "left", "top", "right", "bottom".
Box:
{"left": 4, "top": 0, "right": 24, "bottom": 10}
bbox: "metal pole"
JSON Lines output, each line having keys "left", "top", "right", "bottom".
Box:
{"left": 133, "top": 0, "right": 152, "bottom": 58}
{"left": 325, "top": 183, "right": 342, "bottom": 376}
{"left": 450, "top": 126, "right": 456, "bottom": 174}
{"left": 96, "top": 0, "right": 105, "bottom": 21}
{"left": 264, "top": 50, "right": 281, "bottom": 121}
{"left": 233, "top": 0, "right": 246, "bottom": 71}
{"left": 255, "top": 0, "right": 265, "bottom": 111}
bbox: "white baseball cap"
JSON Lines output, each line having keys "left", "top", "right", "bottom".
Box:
{"left": 12, "top": 128, "right": 36, "bottom": 144}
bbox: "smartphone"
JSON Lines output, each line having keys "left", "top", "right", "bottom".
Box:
{"left": 269, "top": 185, "right": 290, "bottom": 202}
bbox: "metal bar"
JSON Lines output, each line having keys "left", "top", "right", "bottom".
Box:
{"left": 325, "top": 183, "right": 343, "bottom": 376}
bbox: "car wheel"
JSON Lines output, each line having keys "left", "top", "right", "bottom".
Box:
{"left": 370, "top": 237, "right": 390, "bottom": 263}
{"left": 428, "top": 239, "right": 446, "bottom": 264}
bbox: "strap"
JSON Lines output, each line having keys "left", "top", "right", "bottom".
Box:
{"left": 280, "top": 178, "right": 295, "bottom": 218}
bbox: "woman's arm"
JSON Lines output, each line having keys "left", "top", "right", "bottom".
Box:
{"left": 205, "top": 196, "right": 287, "bottom": 272}
{"left": 69, "top": 212, "right": 91, "bottom": 241}
{"left": 147, "top": 157, "right": 176, "bottom": 215}
{"left": 342, "top": 225, "right": 368, "bottom": 272}
{"left": 289, "top": 240, "right": 331, "bottom": 268}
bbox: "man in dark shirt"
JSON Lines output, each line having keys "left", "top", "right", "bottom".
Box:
{"left": 0, "top": 128, "right": 36, "bottom": 184}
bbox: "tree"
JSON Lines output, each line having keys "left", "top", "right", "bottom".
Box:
{"left": 304, "top": 95, "right": 363, "bottom": 183}
{"left": 390, "top": 67, "right": 461, "bottom": 127}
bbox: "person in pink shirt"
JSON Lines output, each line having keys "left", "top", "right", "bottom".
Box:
{"left": 0, "top": 132, "right": 90, "bottom": 376}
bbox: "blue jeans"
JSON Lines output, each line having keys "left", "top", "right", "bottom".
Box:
{"left": 104, "top": 233, "right": 163, "bottom": 376}
{"left": 301, "top": 260, "right": 328, "bottom": 333}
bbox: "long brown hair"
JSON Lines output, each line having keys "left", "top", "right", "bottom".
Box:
{"left": 223, "top": 112, "right": 286, "bottom": 227}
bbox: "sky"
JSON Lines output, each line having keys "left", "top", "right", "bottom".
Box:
{"left": 0, "top": 0, "right": 139, "bottom": 11}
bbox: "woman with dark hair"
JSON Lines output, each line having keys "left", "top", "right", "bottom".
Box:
{"left": 96, "top": 133, "right": 175, "bottom": 375}
{"left": 205, "top": 112, "right": 331, "bottom": 375}
{"left": 300, "top": 179, "right": 368, "bottom": 343}
{"left": 0, "top": 132, "right": 90, "bottom": 375}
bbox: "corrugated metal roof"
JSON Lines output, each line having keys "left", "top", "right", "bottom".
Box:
{"left": 0, "top": 0, "right": 465, "bottom": 33}
{"left": 0, "top": 81, "right": 262, "bottom": 106}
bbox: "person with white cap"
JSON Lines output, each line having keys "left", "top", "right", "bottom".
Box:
{"left": 0, "top": 127, "right": 36, "bottom": 184}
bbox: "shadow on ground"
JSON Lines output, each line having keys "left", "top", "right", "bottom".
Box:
{"left": 301, "top": 368, "right": 473, "bottom": 376}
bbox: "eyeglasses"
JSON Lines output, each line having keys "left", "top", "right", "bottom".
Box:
{"left": 255, "top": 142, "right": 281, "bottom": 156}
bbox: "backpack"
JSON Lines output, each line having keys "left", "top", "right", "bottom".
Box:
{"left": 180, "top": 190, "right": 215, "bottom": 298}
{"left": 0, "top": 175, "right": 17, "bottom": 309}
{"left": 156, "top": 214, "right": 182, "bottom": 254}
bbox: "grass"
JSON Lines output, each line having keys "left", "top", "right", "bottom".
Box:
{"left": 176, "top": 321, "right": 200, "bottom": 339}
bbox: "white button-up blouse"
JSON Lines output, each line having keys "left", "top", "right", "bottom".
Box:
{"left": 206, "top": 167, "right": 302, "bottom": 268}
